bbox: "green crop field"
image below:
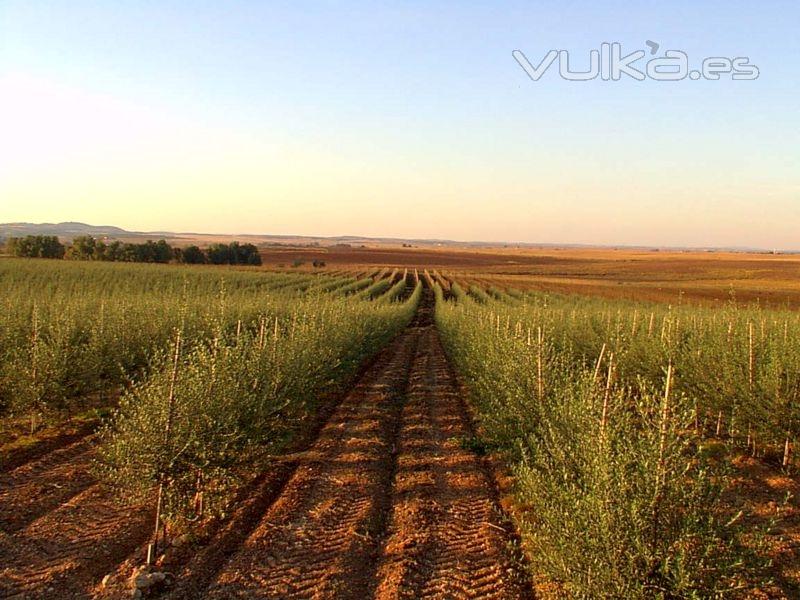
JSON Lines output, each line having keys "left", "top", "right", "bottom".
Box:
{"left": 3, "top": 258, "right": 800, "bottom": 598}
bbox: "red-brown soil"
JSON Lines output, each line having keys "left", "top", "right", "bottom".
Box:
{"left": 0, "top": 438, "right": 152, "bottom": 599}
{"left": 0, "top": 438, "right": 96, "bottom": 535}
{"left": 0, "top": 413, "right": 100, "bottom": 472}
{"left": 727, "top": 454, "right": 800, "bottom": 599}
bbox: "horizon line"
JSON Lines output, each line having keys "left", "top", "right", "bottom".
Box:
{"left": 2, "top": 220, "right": 799, "bottom": 254}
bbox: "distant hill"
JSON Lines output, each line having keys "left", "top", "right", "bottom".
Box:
{"left": 0, "top": 221, "right": 471, "bottom": 248}
{"left": 0, "top": 221, "right": 794, "bottom": 254}
{"left": 0, "top": 222, "right": 130, "bottom": 239}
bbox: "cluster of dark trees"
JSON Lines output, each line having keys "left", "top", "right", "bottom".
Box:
{"left": 69, "top": 236, "right": 175, "bottom": 263}
{"left": 5, "top": 235, "right": 66, "bottom": 259}
{"left": 5, "top": 235, "right": 262, "bottom": 266}
{"left": 203, "top": 242, "right": 263, "bottom": 265}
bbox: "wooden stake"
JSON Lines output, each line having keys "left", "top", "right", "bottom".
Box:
{"left": 593, "top": 343, "right": 607, "bottom": 383}
{"left": 258, "top": 317, "right": 266, "bottom": 350}
{"left": 748, "top": 321, "right": 755, "bottom": 392}
{"left": 29, "top": 305, "right": 40, "bottom": 435}
{"left": 536, "top": 327, "right": 544, "bottom": 402}
{"left": 600, "top": 353, "right": 615, "bottom": 435}
{"left": 150, "top": 329, "right": 182, "bottom": 565}
{"left": 784, "top": 434, "right": 792, "bottom": 468}
{"left": 652, "top": 363, "right": 673, "bottom": 537}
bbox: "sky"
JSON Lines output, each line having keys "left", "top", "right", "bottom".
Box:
{"left": 0, "top": 1, "right": 798, "bottom": 248}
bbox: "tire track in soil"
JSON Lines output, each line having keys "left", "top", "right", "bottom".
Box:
{"left": 201, "top": 313, "right": 422, "bottom": 599}
{"left": 372, "top": 324, "right": 525, "bottom": 600}
{"left": 0, "top": 482, "right": 152, "bottom": 599}
{"left": 0, "top": 439, "right": 152, "bottom": 598}
{"left": 0, "top": 438, "right": 96, "bottom": 534}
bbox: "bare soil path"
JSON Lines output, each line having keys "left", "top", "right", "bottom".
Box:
{"left": 373, "top": 325, "right": 523, "bottom": 599}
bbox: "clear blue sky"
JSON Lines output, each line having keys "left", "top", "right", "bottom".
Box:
{"left": 1, "top": 1, "right": 798, "bottom": 248}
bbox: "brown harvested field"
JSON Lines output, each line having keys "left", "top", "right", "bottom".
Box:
{"left": 264, "top": 244, "right": 800, "bottom": 308}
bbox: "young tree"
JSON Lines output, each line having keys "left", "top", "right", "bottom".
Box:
{"left": 93, "top": 239, "right": 108, "bottom": 261}
{"left": 153, "top": 240, "right": 173, "bottom": 263}
{"left": 105, "top": 240, "right": 123, "bottom": 261}
{"left": 42, "top": 236, "right": 66, "bottom": 258}
{"left": 5, "top": 237, "right": 18, "bottom": 255}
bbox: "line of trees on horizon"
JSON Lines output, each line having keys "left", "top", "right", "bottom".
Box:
{"left": 4, "top": 235, "right": 262, "bottom": 266}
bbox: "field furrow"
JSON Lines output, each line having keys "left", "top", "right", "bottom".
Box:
{"left": 0, "top": 483, "right": 151, "bottom": 598}
{"left": 0, "top": 438, "right": 96, "bottom": 534}
{"left": 373, "top": 325, "right": 524, "bottom": 600}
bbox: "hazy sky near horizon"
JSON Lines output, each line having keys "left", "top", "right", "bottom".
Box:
{"left": 1, "top": 1, "right": 798, "bottom": 248}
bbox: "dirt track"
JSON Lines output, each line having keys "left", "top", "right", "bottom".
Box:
{"left": 0, "top": 289, "right": 526, "bottom": 599}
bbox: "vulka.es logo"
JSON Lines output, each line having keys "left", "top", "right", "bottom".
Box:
{"left": 513, "top": 42, "right": 759, "bottom": 82}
